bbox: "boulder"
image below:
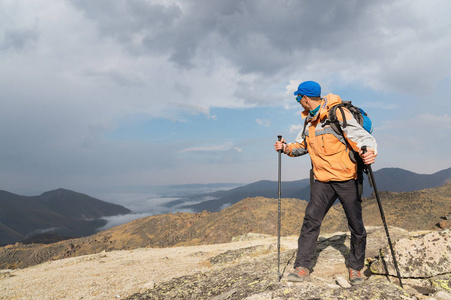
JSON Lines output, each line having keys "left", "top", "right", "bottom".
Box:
{"left": 370, "top": 229, "right": 451, "bottom": 278}
{"left": 365, "top": 226, "right": 410, "bottom": 258}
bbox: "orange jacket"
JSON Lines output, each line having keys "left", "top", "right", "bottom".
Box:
{"left": 285, "top": 93, "right": 377, "bottom": 182}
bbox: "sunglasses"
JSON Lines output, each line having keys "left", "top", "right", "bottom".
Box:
{"left": 296, "top": 94, "right": 304, "bottom": 102}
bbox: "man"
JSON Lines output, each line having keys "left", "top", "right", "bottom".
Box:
{"left": 274, "top": 81, "right": 377, "bottom": 285}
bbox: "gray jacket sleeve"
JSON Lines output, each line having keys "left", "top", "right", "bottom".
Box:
{"left": 341, "top": 117, "right": 378, "bottom": 154}
{"left": 288, "top": 127, "right": 309, "bottom": 157}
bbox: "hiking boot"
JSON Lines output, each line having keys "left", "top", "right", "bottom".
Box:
{"left": 349, "top": 268, "right": 364, "bottom": 285}
{"left": 287, "top": 266, "right": 311, "bottom": 282}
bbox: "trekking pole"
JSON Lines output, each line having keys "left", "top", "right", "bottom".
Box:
{"left": 362, "top": 146, "right": 403, "bottom": 288}
{"left": 277, "top": 135, "right": 282, "bottom": 281}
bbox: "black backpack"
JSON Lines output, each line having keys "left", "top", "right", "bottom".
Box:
{"left": 328, "top": 101, "right": 373, "bottom": 135}
{"left": 328, "top": 101, "right": 373, "bottom": 164}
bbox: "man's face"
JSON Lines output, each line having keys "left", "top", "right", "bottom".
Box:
{"left": 297, "top": 95, "right": 309, "bottom": 111}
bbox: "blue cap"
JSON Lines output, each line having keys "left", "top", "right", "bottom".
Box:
{"left": 294, "top": 81, "right": 321, "bottom": 97}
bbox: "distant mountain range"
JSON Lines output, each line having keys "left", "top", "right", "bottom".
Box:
{"left": 172, "top": 167, "right": 451, "bottom": 212}
{"left": 1, "top": 166, "right": 449, "bottom": 246}
{"left": 1, "top": 182, "right": 449, "bottom": 270}
{"left": 0, "top": 188, "right": 131, "bottom": 246}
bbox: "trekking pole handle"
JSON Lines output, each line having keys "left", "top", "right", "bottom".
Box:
{"left": 361, "top": 146, "right": 371, "bottom": 166}
{"left": 361, "top": 145, "right": 367, "bottom": 154}
{"left": 277, "top": 135, "right": 283, "bottom": 153}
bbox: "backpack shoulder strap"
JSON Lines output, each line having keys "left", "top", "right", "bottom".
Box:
{"left": 328, "top": 104, "right": 346, "bottom": 135}
{"left": 301, "top": 116, "right": 309, "bottom": 140}
{"left": 328, "top": 102, "right": 360, "bottom": 164}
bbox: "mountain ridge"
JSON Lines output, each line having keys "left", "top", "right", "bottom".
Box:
{"left": 0, "top": 188, "right": 131, "bottom": 246}
{"left": 178, "top": 166, "right": 451, "bottom": 212}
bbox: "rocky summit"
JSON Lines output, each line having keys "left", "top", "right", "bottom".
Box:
{"left": 126, "top": 227, "right": 451, "bottom": 300}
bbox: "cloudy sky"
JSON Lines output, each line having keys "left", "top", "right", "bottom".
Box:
{"left": 1, "top": 0, "right": 450, "bottom": 201}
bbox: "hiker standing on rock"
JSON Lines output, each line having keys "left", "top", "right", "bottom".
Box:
{"left": 274, "top": 81, "right": 377, "bottom": 285}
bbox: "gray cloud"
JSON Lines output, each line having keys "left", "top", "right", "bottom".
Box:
{"left": 69, "top": 0, "right": 183, "bottom": 57}
{"left": 98, "top": 213, "right": 153, "bottom": 230}
{"left": 65, "top": 0, "right": 451, "bottom": 97}
{"left": 0, "top": 0, "right": 450, "bottom": 199}
{"left": 1, "top": 28, "right": 39, "bottom": 51}
{"left": 83, "top": 68, "right": 145, "bottom": 87}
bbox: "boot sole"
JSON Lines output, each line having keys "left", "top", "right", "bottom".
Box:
{"left": 287, "top": 275, "right": 311, "bottom": 282}
{"left": 350, "top": 279, "right": 364, "bottom": 285}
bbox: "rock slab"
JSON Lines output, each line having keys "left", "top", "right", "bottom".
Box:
{"left": 371, "top": 229, "right": 451, "bottom": 278}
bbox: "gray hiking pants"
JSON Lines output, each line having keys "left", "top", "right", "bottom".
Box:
{"left": 293, "top": 179, "right": 367, "bottom": 271}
